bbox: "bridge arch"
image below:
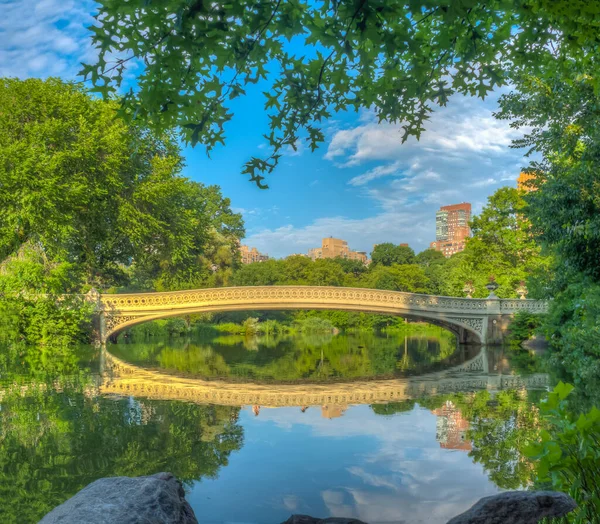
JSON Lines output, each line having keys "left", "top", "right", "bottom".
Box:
{"left": 99, "top": 348, "right": 550, "bottom": 407}
{"left": 97, "top": 286, "right": 548, "bottom": 345}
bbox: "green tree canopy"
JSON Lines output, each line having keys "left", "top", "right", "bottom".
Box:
{"left": 497, "top": 71, "right": 600, "bottom": 283}
{"left": 371, "top": 243, "right": 416, "bottom": 266}
{"left": 0, "top": 78, "right": 243, "bottom": 292}
{"left": 364, "top": 264, "right": 430, "bottom": 293}
{"left": 415, "top": 248, "right": 446, "bottom": 267}
{"left": 443, "top": 187, "right": 551, "bottom": 298}
{"left": 83, "top": 0, "right": 600, "bottom": 186}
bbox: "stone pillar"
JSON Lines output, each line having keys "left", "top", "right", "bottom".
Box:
{"left": 484, "top": 297, "right": 512, "bottom": 345}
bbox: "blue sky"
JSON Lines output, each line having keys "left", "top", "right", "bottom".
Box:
{"left": 0, "top": 0, "right": 528, "bottom": 258}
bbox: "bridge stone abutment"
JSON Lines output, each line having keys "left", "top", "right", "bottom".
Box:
{"left": 96, "top": 286, "right": 548, "bottom": 346}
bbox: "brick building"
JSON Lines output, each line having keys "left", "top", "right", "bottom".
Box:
{"left": 431, "top": 400, "right": 472, "bottom": 451}
{"left": 430, "top": 202, "right": 471, "bottom": 257}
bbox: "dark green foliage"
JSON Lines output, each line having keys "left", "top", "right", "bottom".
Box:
{"left": 541, "top": 280, "right": 600, "bottom": 406}
{"left": 525, "top": 383, "right": 600, "bottom": 523}
{"left": 371, "top": 243, "right": 416, "bottom": 266}
{"left": 508, "top": 311, "right": 546, "bottom": 347}
{"left": 498, "top": 72, "right": 600, "bottom": 283}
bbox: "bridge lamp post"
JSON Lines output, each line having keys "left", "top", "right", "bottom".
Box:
{"left": 485, "top": 276, "right": 499, "bottom": 299}
{"left": 516, "top": 281, "right": 528, "bottom": 300}
{"left": 463, "top": 281, "right": 475, "bottom": 299}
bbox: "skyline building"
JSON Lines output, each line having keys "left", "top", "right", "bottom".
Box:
{"left": 517, "top": 171, "right": 537, "bottom": 192}
{"left": 308, "top": 237, "right": 368, "bottom": 264}
{"left": 239, "top": 245, "right": 269, "bottom": 264}
{"left": 431, "top": 400, "right": 472, "bottom": 451}
{"left": 430, "top": 202, "right": 471, "bottom": 257}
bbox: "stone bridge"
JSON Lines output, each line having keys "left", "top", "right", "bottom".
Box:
{"left": 96, "top": 286, "right": 548, "bottom": 345}
{"left": 100, "top": 348, "right": 550, "bottom": 408}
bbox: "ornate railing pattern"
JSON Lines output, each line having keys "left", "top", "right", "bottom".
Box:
{"left": 98, "top": 286, "right": 549, "bottom": 342}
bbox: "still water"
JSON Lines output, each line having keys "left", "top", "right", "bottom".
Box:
{"left": 0, "top": 328, "right": 548, "bottom": 524}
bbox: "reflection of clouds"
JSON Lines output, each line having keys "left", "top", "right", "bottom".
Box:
{"left": 249, "top": 405, "right": 499, "bottom": 524}
{"left": 321, "top": 490, "right": 356, "bottom": 520}
{"left": 283, "top": 494, "right": 300, "bottom": 512}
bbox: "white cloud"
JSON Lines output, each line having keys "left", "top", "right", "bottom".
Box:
{"left": 348, "top": 161, "right": 402, "bottom": 186}
{"left": 325, "top": 96, "right": 522, "bottom": 167}
{"left": 245, "top": 209, "right": 432, "bottom": 258}
{"left": 0, "top": 0, "right": 97, "bottom": 79}
{"left": 245, "top": 94, "right": 527, "bottom": 257}
{"left": 249, "top": 405, "right": 500, "bottom": 524}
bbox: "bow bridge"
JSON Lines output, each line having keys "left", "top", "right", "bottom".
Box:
{"left": 99, "top": 348, "right": 549, "bottom": 407}
{"left": 95, "top": 286, "right": 548, "bottom": 345}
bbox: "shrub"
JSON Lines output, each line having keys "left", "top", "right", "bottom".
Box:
{"left": 525, "top": 383, "right": 600, "bottom": 523}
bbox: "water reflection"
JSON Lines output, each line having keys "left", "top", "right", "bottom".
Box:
{"left": 111, "top": 328, "right": 462, "bottom": 382}
{"left": 0, "top": 331, "right": 549, "bottom": 524}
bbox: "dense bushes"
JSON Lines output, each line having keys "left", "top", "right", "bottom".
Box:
{"left": 541, "top": 281, "right": 600, "bottom": 404}
{"left": 526, "top": 383, "right": 600, "bottom": 523}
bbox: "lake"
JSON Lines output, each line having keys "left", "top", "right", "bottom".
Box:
{"left": 0, "top": 327, "right": 549, "bottom": 524}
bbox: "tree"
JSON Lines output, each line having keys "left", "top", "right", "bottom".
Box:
{"left": 415, "top": 248, "right": 446, "bottom": 268}
{"left": 371, "top": 243, "right": 415, "bottom": 266}
{"left": 83, "top": 1, "right": 600, "bottom": 186}
{"left": 443, "top": 187, "right": 551, "bottom": 298}
{"left": 0, "top": 78, "right": 243, "bottom": 292}
{"left": 365, "top": 264, "right": 430, "bottom": 293}
{"left": 497, "top": 71, "right": 600, "bottom": 283}
{"left": 416, "top": 248, "right": 447, "bottom": 294}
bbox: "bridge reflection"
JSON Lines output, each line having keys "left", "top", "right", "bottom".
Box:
{"left": 100, "top": 347, "right": 549, "bottom": 408}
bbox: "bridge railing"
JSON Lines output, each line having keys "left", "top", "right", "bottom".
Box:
{"left": 99, "top": 286, "right": 548, "bottom": 314}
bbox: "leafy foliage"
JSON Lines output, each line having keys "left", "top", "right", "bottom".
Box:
{"left": 84, "top": 0, "right": 600, "bottom": 185}
{"left": 0, "top": 244, "right": 94, "bottom": 346}
{"left": 371, "top": 243, "right": 416, "bottom": 266}
{"left": 525, "top": 383, "right": 600, "bottom": 523}
{"left": 508, "top": 311, "right": 546, "bottom": 348}
{"left": 498, "top": 71, "right": 600, "bottom": 283}
{"left": 0, "top": 78, "right": 243, "bottom": 294}
{"left": 443, "top": 187, "right": 552, "bottom": 298}
{"left": 541, "top": 280, "right": 600, "bottom": 407}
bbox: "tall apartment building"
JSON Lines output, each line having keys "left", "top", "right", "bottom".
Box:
{"left": 517, "top": 171, "right": 536, "bottom": 192}
{"left": 431, "top": 401, "right": 472, "bottom": 451}
{"left": 308, "top": 237, "right": 368, "bottom": 264}
{"left": 239, "top": 245, "right": 269, "bottom": 264}
{"left": 430, "top": 202, "right": 471, "bottom": 257}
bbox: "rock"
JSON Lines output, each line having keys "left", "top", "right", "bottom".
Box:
{"left": 282, "top": 516, "right": 368, "bottom": 524}
{"left": 447, "top": 491, "right": 576, "bottom": 524}
{"left": 39, "top": 472, "right": 198, "bottom": 524}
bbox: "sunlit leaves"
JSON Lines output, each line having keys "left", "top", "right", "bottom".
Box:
{"left": 0, "top": 78, "right": 244, "bottom": 295}
{"left": 80, "top": 0, "right": 600, "bottom": 185}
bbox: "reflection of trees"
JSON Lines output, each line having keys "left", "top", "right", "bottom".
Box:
{"left": 415, "top": 390, "right": 542, "bottom": 490}
{"left": 370, "top": 400, "right": 416, "bottom": 415}
{"left": 0, "top": 345, "right": 243, "bottom": 523}
{"left": 114, "top": 327, "right": 459, "bottom": 383}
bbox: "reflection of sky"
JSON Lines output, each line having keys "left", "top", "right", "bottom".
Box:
{"left": 189, "top": 404, "right": 499, "bottom": 524}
